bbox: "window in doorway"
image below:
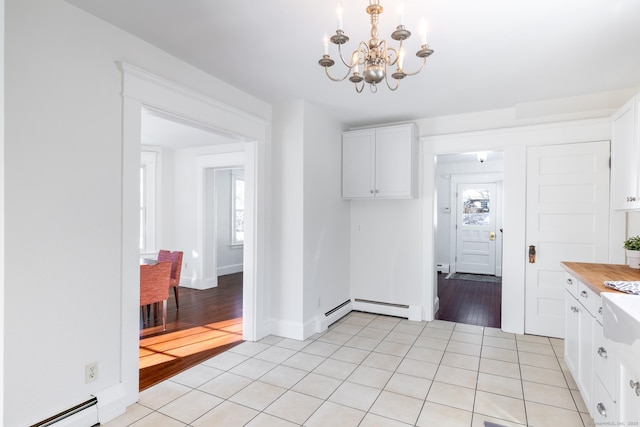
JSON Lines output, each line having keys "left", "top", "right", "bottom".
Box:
{"left": 231, "top": 169, "right": 245, "bottom": 245}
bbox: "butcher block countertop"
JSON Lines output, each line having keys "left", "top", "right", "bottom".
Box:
{"left": 561, "top": 262, "right": 640, "bottom": 295}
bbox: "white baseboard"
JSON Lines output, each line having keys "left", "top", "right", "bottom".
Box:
{"left": 218, "top": 264, "right": 243, "bottom": 276}
{"left": 97, "top": 383, "right": 129, "bottom": 425}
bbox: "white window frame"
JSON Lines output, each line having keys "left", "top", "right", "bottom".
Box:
{"left": 140, "top": 151, "right": 157, "bottom": 254}
{"left": 231, "top": 169, "right": 244, "bottom": 246}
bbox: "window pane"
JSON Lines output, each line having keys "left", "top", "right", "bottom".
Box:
{"left": 462, "top": 188, "right": 490, "bottom": 225}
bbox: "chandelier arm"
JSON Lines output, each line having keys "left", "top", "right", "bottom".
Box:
{"left": 399, "top": 56, "right": 427, "bottom": 77}
{"left": 384, "top": 66, "right": 400, "bottom": 91}
{"left": 323, "top": 65, "right": 353, "bottom": 82}
{"left": 336, "top": 42, "right": 369, "bottom": 69}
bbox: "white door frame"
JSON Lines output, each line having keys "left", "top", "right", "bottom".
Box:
{"left": 119, "top": 63, "right": 268, "bottom": 409}
{"left": 449, "top": 173, "right": 503, "bottom": 276}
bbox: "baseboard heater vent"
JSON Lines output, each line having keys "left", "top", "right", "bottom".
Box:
{"left": 325, "top": 299, "right": 351, "bottom": 317}
{"left": 353, "top": 298, "right": 421, "bottom": 321}
{"left": 32, "top": 396, "right": 98, "bottom": 427}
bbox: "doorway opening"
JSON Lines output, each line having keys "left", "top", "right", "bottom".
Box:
{"left": 434, "top": 151, "right": 504, "bottom": 328}
{"left": 137, "top": 108, "right": 248, "bottom": 389}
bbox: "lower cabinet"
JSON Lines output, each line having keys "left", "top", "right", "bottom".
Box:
{"left": 564, "top": 272, "right": 618, "bottom": 422}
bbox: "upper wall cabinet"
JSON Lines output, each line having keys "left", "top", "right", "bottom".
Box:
{"left": 611, "top": 94, "right": 640, "bottom": 210}
{"left": 342, "top": 124, "right": 417, "bottom": 199}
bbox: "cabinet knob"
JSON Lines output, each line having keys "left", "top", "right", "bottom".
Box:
{"left": 370, "top": 190, "right": 374, "bottom": 194}
{"left": 597, "top": 347, "right": 607, "bottom": 358}
{"left": 596, "top": 402, "right": 607, "bottom": 417}
{"left": 566, "top": 278, "right": 573, "bottom": 285}
{"left": 598, "top": 307, "right": 603, "bottom": 315}
{"left": 571, "top": 306, "right": 579, "bottom": 313}
{"left": 580, "top": 290, "right": 588, "bottom": 298}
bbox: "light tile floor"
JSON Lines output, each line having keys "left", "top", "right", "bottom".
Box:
{"left": 105, "top": 313, "right": 594, "bottom": 427}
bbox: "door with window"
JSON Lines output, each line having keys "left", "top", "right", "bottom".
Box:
{"left": 455, "top": 183, "right": 497, "bottom": 275}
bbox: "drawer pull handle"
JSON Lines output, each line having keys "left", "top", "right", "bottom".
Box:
{"left": 596, "top": 402, "right": 607, "bottom": 417}
{"left": 597, "top": 347, "right": 607, "bottom": 358}
{"left": 580, "top": 290, "right": 588, "bottom": 298}
{"left": 571, "top": 306, "right": 579, "bottom": 314}
{"left": 566, "top": 278, "right": 573, "bottom": 285}
{"left": 631, "top": 380, "right": 640, "bottom": 396}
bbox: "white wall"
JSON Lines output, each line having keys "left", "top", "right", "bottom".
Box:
{"left": 302, "top": 102, "right": 351, "bottom": 334}
{"left": 270, "top": 100, "right": 350, "bottom": 339}
{"left": 350, "top": 199, "right": 424, "bottom": 305}
{"left": 4, "top": 1, "right": 269, "bottom": 425}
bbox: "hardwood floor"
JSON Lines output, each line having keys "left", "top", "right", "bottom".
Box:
{"left": 139, "top": 272, "right": 244, "bottom": 391}
{"left": 435, "top": 272, "right": 502, "bottom": 328}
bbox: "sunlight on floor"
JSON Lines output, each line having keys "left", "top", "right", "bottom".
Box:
{"left": 139, "top": 317, "right": 243, "bottom": 369}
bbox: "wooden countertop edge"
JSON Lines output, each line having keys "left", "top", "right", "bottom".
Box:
{"left": 561, "top": 262, "right": 640, "bottom": 295}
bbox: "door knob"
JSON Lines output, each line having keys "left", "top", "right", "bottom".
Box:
{"left": 489, "top": 232, "right": 495, "bottom": 241}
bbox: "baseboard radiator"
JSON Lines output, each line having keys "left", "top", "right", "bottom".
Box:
{"left": 318, "top": 299, "right": 353, "bottom": 331}
{"left": 353, "top": 298, "right": 421, "bottom": 321}
{"left": 31, "top": 397, "right": 99, "bottom": 427}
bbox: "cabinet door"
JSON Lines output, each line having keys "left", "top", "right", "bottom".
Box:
{"left": 618, "top": 360, "right": 640, "bottom": 424}
{"left": 342, "top": 130, "right": 375, "bottom": 198}
{"left": 564, "top": 291, "right": 579, "bottom": 377}
{"left": 374, "top": 126, "right": 414, "bottom": 198}
{"left": 578, "top": 304, "right": 594, "bottom": 412}
{"left": 611, "top": 96, "right": 640, "bottom": 210}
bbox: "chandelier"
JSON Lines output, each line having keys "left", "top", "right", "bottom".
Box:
{"left": 318, "top": 0, "right": 434, "bottom": 93}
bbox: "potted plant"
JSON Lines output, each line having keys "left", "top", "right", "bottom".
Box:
{"left": 624, "top": 235, "right": 640, "bottom": 269}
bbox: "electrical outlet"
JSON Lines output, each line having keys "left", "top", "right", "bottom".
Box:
{"left": 85, "top": 361, "right": 98, "bottom": 383}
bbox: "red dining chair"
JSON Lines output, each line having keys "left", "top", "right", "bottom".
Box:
{"left": 140, "top": 260, "right": 172, "bottom": 331}
{"left": 157, "top": 250, "right": 183, "bottom": 309}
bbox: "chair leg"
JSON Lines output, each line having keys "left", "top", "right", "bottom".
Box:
{"left": 162, "top": 299, "right": 167, "bottom": 331}
{"left": 173, "top": 286, "right": 179, "bottom": 309}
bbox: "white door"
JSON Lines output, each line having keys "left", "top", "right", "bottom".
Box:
{"left": 525, "top": 141, "right": 610, "bottom": 338}
{"left": 455, "top": 183, "right": 497, "bottom": 275}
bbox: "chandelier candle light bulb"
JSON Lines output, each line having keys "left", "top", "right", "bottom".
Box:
{"left": 318, "top": 0, "right": 434, "bottom": 93}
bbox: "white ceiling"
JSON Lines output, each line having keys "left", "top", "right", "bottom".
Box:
{"left": 68, "top": 0, "right": 640, "bottom": 134}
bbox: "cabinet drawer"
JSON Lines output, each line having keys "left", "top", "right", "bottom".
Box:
{"left": 593, "top": 376, "right": 617, "bottom": 424}
{"left": 564, "top": 272, "right": 579, "bottom": 298}
{"left": 593, "top": 322, "right": 617, "bottom": 401}
{"left": 577, "top": 281, "right": 598, "bottom": 316}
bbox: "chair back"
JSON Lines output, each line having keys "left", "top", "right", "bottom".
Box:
{"left": 140, "top": 260, "right": 171, "bottom": 306}
{"left": 157, "top": 250, "right": 183, "bottom": 285}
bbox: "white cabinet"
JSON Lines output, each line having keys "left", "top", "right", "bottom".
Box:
{"left": 564, "top": 273, "right": 579, "bottom": 375}
{"left": 342, "top": 124, "right": 417, "bottom": 199}
{"left": 618, "top": 359, "right": 640, "bottom": 424}
{"left": 576, "top": 282, "right": 597, "bottom": 412}
{"left": 593, "top": 318, "right": 618, "bottom": 425}
{"left": 564, "top": 273, "right": 600, "bottom": 418}
{"left": 611, "top": 94, "right": 640, "bottom": 210}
